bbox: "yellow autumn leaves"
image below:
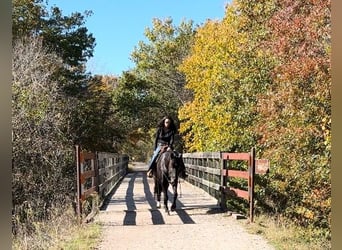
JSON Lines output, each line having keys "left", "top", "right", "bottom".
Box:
{"left": 178, "top": 4, "right": 253, "bottom": 152}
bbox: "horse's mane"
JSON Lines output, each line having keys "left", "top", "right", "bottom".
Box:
{"left": 157, "top": 151, "right": 172, "bottom": 171}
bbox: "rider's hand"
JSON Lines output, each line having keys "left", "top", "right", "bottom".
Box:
{"left": 167, "top": 147, "right": 172, "bottom": 151}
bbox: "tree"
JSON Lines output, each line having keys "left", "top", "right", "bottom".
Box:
{"left": 256, "top": 0, "right": 331, "bottom": 233}
{"left": 12, "top": 1, "right": 104, "bottom": 238}
{"left": 110, "top": 71, "right": 161, "bottom": 160}
{"left": 130, "top": 17, "right": 196, "bottom": 119}
{"left": 178, "top": 0, "right": 331, "bottom": 241}
{"left": 12, "top": 0, "right": 96, "bottom": 95}
{"left": 69, "top": 75, "right": 121, "bottom": 152}
{"left": 178, "top": 17, "right": 237, "bottom": 152}
{"left": 12, "top": 36, "right": 75, "bottom": 234}
{"left": 41, "top": 6, "right": 95, "bottom": 95}
{"left": 178, "top": 2, "right": 276, "bottom": 152}
{"left": 12, "top": 0, "right": 46, "bottom": 40}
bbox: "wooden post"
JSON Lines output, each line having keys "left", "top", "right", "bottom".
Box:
{"left": 249, "top": 147, "right": 256, "bottom": 222}
{"left": 75, "top": 145, "right": 82, "bottom": 217}
{"left": 95, "top": 152, "right": 100, "bottom": 193}
{"left": 220, "top": 153, "right": 227, "bottom": 210}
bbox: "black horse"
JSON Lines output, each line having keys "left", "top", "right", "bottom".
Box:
{"left": 153, "top": 150, "right": 183, "bottom": 214}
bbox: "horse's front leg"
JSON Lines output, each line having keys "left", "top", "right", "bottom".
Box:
{"left": 156, "top": 191, "right": 161, "bottom": 208}
{"left": 163, "top": 184, "right": 169, "bottom": 214}
{"left": 171, "top": 182, "right": 178, "bottom": 211}
{"left": 154, "top": 181, "right": 161, "bottom": 208}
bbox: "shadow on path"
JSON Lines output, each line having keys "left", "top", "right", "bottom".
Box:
{"left": 123, "top": 173, "right": 137, "bottom": 225}
{"left": 100, "top": 178, "right": 125, "bottom": 211}
{"left": 99, "top": 169, "right": 223, "bottom": 226}
{"left": 142, "top": 173, "right": 165, "bottom": 225}
{"left": 166, "top": 189, "right": 195, "bottom": 224}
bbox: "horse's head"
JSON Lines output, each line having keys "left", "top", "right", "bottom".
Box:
{"left": 164, "top": 152, "right": 175, "bottom": 185}
{"left": 157, "top": 151, "right": 183, "bottom": 185}
{"left": 170, "top": 151, "right": 185, "bottom": 181}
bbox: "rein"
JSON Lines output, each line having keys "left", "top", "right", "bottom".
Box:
{"left": 162, "top": 171, "right": 172, "bottom": 184}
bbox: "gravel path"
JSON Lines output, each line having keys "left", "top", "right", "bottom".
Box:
{"left": 94, "top": 162, "right": 274, "bottom": 250}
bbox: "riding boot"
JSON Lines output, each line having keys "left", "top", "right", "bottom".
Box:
{"left": 147, "top": 162, "right": 155, "bottom": 178}
{"left": 147, "top": 169, "right": 153, "bottom": 178}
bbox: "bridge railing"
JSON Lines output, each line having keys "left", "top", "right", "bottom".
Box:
{"left": 182, "top": 152, "right": 222, "bottom": 200}
{"left": 75, "top": 145, "right": 129, "bottom": 219}
{"left": 183, "top": 148, "right": 269, "bottom": 222}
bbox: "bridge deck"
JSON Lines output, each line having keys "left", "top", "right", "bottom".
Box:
{"left": 95, "top": 162, "right": 274, "bottom": 250}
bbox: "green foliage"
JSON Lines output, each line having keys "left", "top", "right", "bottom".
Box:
{"left": 42, "top": 7, "right": 95, "bottom": 67}
{"left": 111, "top": 71, "right": 162, "bottom": 160}
{"left": 12, "top": 1, "right": 104, "bottom": 241}
{"left": 244, "top": 214, "right": 331, "bottom": 249}
{"left": 41, "top": 7, "right": 96, "bottom": 98}
{"left": 70, "top": 75, "right": 121, "bottom": 152}
{"left": 116, "top": 18, "right": 198, "bottom": 157}
{"left": 12, "top": 0, "right": 46, "bottom": 40}
{"left": 131, "top": 17, "right": 196, "bottom": 119}
{"left": 113, "top": 71, "right": 160, "bottom": 129}
{"left": 12, "top": 0, "right": 96, "bottom": 96}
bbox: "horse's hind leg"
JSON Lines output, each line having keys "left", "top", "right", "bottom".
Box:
{"left": 171, "top": 183, "right": 178, "bottom": 211}
{"left": 156, "top": 197, "right": 161, "bottom": 208}
{"left": 155, "top": 182, "right": 161, "bottom": 208}
{"left": 156, "top": 191, "right": 161, "bottom": 208}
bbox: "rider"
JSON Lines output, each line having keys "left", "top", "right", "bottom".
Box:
{"left": 147, "top": 115, "right": 187, "bottom": 179}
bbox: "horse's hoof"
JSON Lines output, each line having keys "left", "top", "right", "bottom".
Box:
{"left": 171, "top": 206, "right": 176, "bottom": 212}
{"left": 156, "top": 201, "right": 161, "bottom": 208}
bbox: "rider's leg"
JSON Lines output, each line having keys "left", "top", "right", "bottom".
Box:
{"left": 147, "top": 161, "right": 156, "bottom": 177}
{"left": 147, "top": 146, "right": 161, "bottom": 177}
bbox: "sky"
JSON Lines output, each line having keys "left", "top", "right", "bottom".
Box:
{"left": 46, "top": 1, "right": 230, "bottom": 76}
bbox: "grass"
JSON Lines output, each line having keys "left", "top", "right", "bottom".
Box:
{"left": 55, "top": 222, "right": 102, "bottom": 250}
{"left": 12, "top": 204, "right": 102, "bottom": 250}
{"left": 239, "top": 214, "right": 331, "bottom": 250}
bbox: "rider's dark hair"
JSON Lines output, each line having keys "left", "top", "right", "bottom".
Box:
{"left": 157, "top": 115, "right": 177, "bottom": 132}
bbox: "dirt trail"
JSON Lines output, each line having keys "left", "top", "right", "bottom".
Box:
{"left": 94, "top": 162, "right": 274, "bottom": 250}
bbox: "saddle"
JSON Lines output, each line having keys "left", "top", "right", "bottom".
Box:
{"left": 152, "top": 147, "right": 187, "bottom": 179}
{"left": 156, "top": 145, "right": 170, "bottom": 163}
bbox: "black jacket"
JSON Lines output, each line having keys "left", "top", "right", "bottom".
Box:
{"left": 154, "top": 127, "right": 175, "bottom": 150}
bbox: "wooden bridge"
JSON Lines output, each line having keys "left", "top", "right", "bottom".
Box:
{"left": 75, "top": 147, "right": 273, "bottom": 249}
{"left": 94, "top": 162, "right": 274, "bottom": 250}
{"left": 76, "top": 146, "right": 269, "bottom": 222}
